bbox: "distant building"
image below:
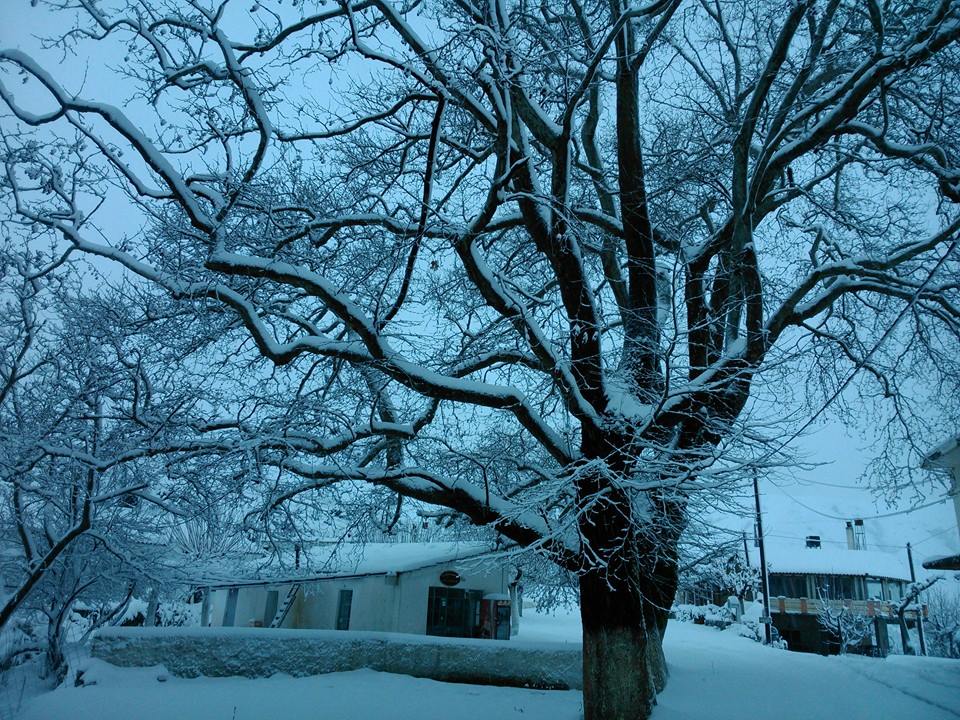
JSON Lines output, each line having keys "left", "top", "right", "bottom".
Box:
{"left": 921, "top": 434, "right": 960, "bottom": 571}
{"left": 200, "top": 542, "right": 518, "bottom": 640}
{"left": 679, "top": 523, "right": 926, "bottom": 656}
{"left": 757, "top": 536, "right": 921, "bottom": 655}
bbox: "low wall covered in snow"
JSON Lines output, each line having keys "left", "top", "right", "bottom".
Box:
{"left": 91, "top": 627, "right": 583, "bottom": 690}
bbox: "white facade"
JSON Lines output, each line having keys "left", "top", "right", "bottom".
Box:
{"left": 923, "top": 434, "right": 960, "bottom": 542}
{"left": 921, "top": 435, "right": 960, "bottom": 569}
{"left": 203, "top": 543, "right": 514, "bottom": 638}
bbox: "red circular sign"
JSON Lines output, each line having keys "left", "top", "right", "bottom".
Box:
{"left": 439, "top": 570, "right": 461, "bottom": 586}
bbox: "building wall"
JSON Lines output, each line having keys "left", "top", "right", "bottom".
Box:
{"left": 392, "top": 559, "right": 507, "bottom": 635}
{"left": 205, "top": 557, "right": 508, "bottom": 636}
{"left": 293, "top": 575, "right": 390, "bottom": 631}
{"left": 207, "top": 585, "right": 275, "bottom": 628}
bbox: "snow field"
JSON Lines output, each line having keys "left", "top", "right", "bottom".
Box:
{"left": 16, "top": 609, "right": 960, "bottom": 720}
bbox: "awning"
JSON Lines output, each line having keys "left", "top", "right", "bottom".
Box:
{"left": 922, "top": 553, "right": 960, "bottom": 571}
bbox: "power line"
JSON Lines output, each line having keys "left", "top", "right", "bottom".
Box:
{"left": 912, "top": 525, "right": 960, "bottom": 546}
{"left": 762, "top": 527, "right": 954, "bottom": 551}
{"left": 767, "top": 481, "right": 949, "bottom": 521}
{"left": 790, "top": 477, "right": 875, "bottom": 489}
{"left": 757, "top": 230, "right": 960, "bottom": 482}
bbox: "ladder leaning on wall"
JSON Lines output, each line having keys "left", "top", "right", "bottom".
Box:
{"left": 269, "top": 584, "right": 301, "bottom": 628}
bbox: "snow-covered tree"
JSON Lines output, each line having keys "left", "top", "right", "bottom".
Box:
{"left": 0, "top": 263, "right": 240, "bottom": 678}
{"left": 895, "top": 576, "right": 940, "bottom": 655}
{"left": 924, "top": 585, "right": 960, "bottom": 659}
{"left": 679, "top": 545, "right": 758, "bottom": 612}
{"left": 3, "top": 1, "right": 960, "bottom": 716}
{"left": 816, "top": 591, "right": 873, "bottom": 655}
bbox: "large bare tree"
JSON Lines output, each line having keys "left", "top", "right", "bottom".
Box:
{"left": 3, "top": 0, "right": 960, "bottom": 716}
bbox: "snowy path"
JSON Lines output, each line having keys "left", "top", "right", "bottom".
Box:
{"left": 13, "top": 611, "right": 960, "bottom": 720}
{"left": 519, "top": 609, "right": 960, "bottom": 720}
{"left": 657, "top": 623, "right": 960, "bottom": 720}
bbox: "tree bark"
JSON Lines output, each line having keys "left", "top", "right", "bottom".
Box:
{"left": 580, "top": 570, "right": 667, "bottom": 720}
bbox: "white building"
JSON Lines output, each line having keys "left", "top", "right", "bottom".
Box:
{"left": 922, "top": 434, "right": 960, "bottom": 570}
{"left": 201, "top": 542, "right": 518, "bottom": 640}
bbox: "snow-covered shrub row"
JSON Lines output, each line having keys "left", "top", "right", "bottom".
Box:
{"left": 91, "top": 627, "right": 583, "bottom": 690}
{"left": 116, "top": 599, "right": 201, "bottom": 629}
{"left": 671, "top": 603, "right": 733, "bottom": 628}
{"left": 671, "top": 600, "right": 789, "bottom": 649}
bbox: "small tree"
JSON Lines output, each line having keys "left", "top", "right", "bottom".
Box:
{"left": 924, "top": 586, "right": 960, "bottom": 659}
{"left": 817, "top": 592, "right": 874, "bottom": 655}
{"left": 0, "top": 268, "right": 236, "bottom": 679}
{"left": 677, "top": 544, "right": 757, "bottom": 614}
{"left": 895, "top": 576, "right": 940, "bottom": 655}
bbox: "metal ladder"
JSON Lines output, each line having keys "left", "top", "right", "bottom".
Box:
{"left": 269, "top": 583, "right": 301, "bottom": 628}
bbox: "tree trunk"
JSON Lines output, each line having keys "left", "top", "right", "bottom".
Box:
{"left": 579, "top": 571, "right": 667, "bottom": 720}
{"left": 898, "top": 610, "right": 914, "bottom": 655}
{"left": 44, "top": 611, "right": 69, "bottom": 684}
{"left": 574, "top": 427, "right": 682, "bottom": 719}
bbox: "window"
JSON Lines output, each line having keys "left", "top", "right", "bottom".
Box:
{"left": 886, "top": 580, "right": 903, "bottom": 602}
{"left": 833, "top": 576, "right": 856, "bottom": 600}
{"left": 336, "top": 589, "right": 353, "bottom": 630}
{"left": 426, "top": 587, "right": 483, "bottom": 638}
{"left": 808, "top": 575, "right": 862, "bottom": 600}
{"left": 866, "top": 579, "right": 883, "bottom": 600}
{"left": 814, "top": 575, "right": 832, "bottom": 599}
{"left": 768, "top": 574, "right": 805, "bottom": 598}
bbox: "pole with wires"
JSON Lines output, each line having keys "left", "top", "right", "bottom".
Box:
{"left": 906, "top": 542, "right": 927, "bottom": 656}
{"left": 753, "top": 469, "right": 772, "bottom": 644}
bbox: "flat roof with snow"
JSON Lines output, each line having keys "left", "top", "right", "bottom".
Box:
{"left": 750, "top": 542, "right": 911, "bottom": 581}
{"left": 202, "top": 541, "right": 503, "bottom": 588}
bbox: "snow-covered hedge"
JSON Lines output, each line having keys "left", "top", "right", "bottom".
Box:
{"left": 671, "top": 603, "right": 733, "bottom": 628}
{"left": 91, "top": 627, "right": 583, "bottom": 690}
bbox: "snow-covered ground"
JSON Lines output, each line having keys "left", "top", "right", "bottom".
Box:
{"left": 12, "top": 609, "right": 960, "bottom": 720}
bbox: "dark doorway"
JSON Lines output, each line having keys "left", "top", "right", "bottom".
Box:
{"left": 336, "top": 589, "right": 353, "bottom": 630}
{"left": 426, "top": 587, "right": 483, "bottom": 638}
{"left": 263, "top": 590, "right": 279, "bottom": 627}
{"left": 222, "top": 588, "right": 239, "bottom": 627}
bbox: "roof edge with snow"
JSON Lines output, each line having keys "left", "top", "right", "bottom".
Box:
{"left": 201, "top": 542, "right": 508, "bottom": 589}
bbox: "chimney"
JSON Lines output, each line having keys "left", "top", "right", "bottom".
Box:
{"left": 805, "top": 535, "right": 821, "bottom": 549}
{"left": 854, "top": 518, "right": 866, "bottom": 550}
{"left": 846, "top": 521, "right": 856, "bottom": 550}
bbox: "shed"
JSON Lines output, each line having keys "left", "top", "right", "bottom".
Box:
{"left": 201, "top": 542, "right": 517, "bottom": 640}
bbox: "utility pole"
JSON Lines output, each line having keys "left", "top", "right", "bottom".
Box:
{"left": 906, "top": 542, "right": 927, "bottom": 656}
{"left": 753, "top": 470, "right": 772, "bottom": 644}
